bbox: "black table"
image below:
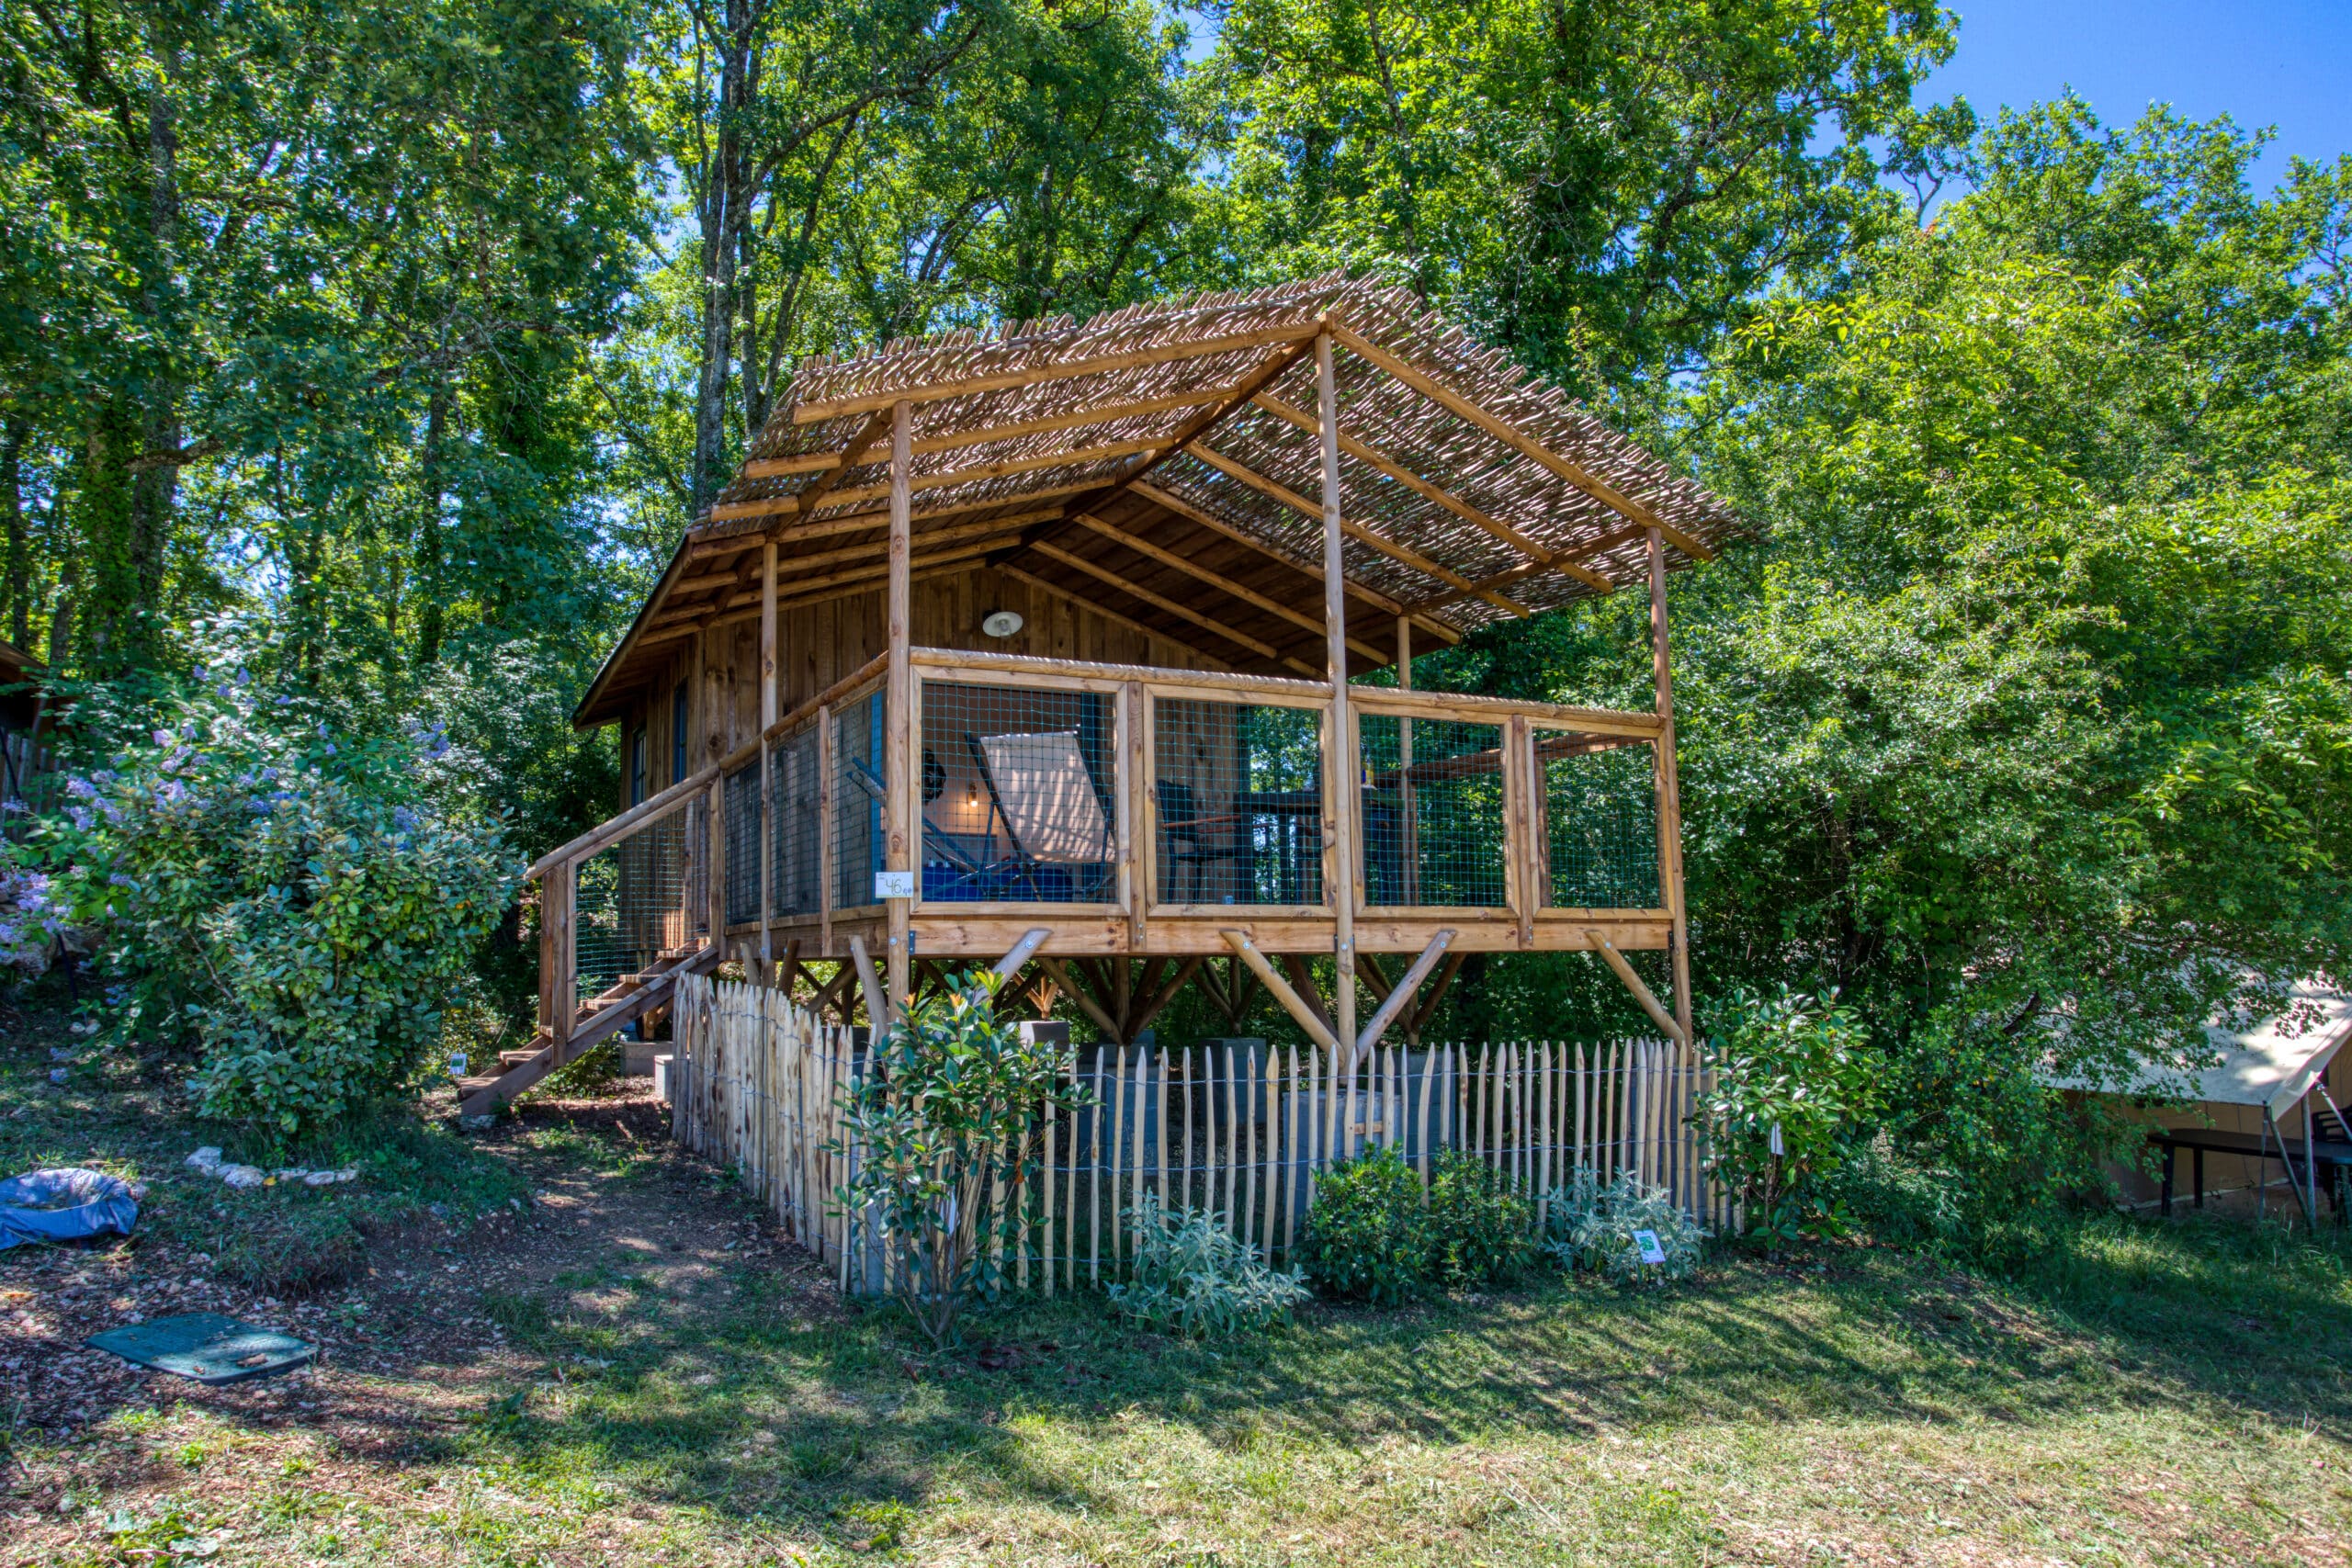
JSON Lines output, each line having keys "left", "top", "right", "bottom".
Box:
{"left": 2148, "top": 1125, "right": 2352, "bottom": 1215}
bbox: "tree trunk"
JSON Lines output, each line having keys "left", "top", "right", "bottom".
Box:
{"left": 1, "top": 417, "right": 27, "bottom": 649}
{"left": 689, "top": 3, "right": 756, "bottom": 521}
{"left": 415, "top": 378, "right": 447, "bottom": 670}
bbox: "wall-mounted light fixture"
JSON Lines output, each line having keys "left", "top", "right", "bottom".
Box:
{"left": 980, "top": 609, "right": 1023, "bottom": 638}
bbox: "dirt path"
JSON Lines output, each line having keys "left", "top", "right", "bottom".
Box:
{"left": 4, "top": 1089, "right": 825, "bottom": 1560}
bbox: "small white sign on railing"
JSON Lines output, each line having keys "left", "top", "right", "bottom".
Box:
{"left": 874, "top": 870, "right": 915, "bottom": 900}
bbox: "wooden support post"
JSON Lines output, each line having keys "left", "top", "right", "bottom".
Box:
{"left": 885, "top": 399, "right": 915, "bottom": 1020}
{"left": 549, "top": 859, "right": 577, "bottom": 1048}
{"left": 1316, "top": 330, "right": 1359, "bottom": 1064}
{"left": 992, "top": 928, "right": 1051, "bottom": 981}
{"left": 1355, "top": 929, "right": 1454, "bottom": 1058}
{"left": 706, "top": 773, "right": 725, "bottom": 966}
{"left": 817, "top": 703, "right": 834, "bottom": 957}
{"left": 1396, "top": 616, "right": 1418, "bottom": 905}
{"left": 1587, "top": 929, "right": 1689, "bottom": 1047}
{"left": 1224, "top": 931, "right": 1340, "bottom": 1054}
{"left": 757, "top": 540, "right": 777, "bottom": 986}
{"left": 849, "top": 935, "right": 888, "bottom": 1036}
{"left": 1646, "top": 526, "right": 1694, "bottom": 1046}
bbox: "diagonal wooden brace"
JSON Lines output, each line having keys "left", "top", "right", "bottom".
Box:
{"left": 1222, "top": 931, "right": 1340, "bottom": 1055}
{"left": 1586, "top": 930, "right": 1689, "bottom": 1046}
{"left": 849, "top": 935, "right": 890, "bottom": 1031}
{"left": 991, "top": 927, "right": 1052, "bottom": 981}
{"left": 1355, "top": 929, "right": 1455, "bottom": 1059}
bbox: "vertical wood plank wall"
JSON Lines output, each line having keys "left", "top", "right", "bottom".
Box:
{"left": 667, "top": 972, "right": 1717, "bottom": 1294}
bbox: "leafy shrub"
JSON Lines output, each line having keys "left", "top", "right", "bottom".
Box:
{"left": 1818, "top": 1134, "right": 1963, "bottom": 1251}
{"left": 1694, "top": 986, "right": 1879, "bottom": 1247}
{"left": 830, "top": 970, "right": 1087, "bottom": 1347}
{"left": 1544, "top": 1167, "right": 1708, "bottom": 1284}
{"left": 1425, "top": 1150, "right": 1535, "bottom": 1288}
{"left": 40, "top": 674, "right": 514, "bottom": 1140}
{"left": 0, "top": 852, "right": 57, "bottom": 975}
{"left": 1299, "top": 1145, "right": 1430, "bottom": 1305}
{"left": 1108, "top": 1194, "right": 1309, "bottom": 1337}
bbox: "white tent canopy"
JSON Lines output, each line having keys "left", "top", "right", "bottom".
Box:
{"left": 2061, "top": 977, "right": 2352, "bottom": 1119}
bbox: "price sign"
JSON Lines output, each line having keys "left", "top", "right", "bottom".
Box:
{"left": 873, "top": 870, "right": 915, "bottom": 900}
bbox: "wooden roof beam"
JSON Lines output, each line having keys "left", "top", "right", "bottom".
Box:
{"left": 742, "top": 387, "right": 1232, "bottom": 479}
{"left": 1190, "top": 445, "right": 1536, "bottom": 618}
{"left": 684, "top": 502, "right": 1069, "bottom": 563}
{"left": 1062, "top": 511, "right": 1388, "bottom": 666}
{"left": 710, "top": 437, "right": 1161, "bottom": 523}
{"left": 789, "top": 321, "right": 1321, "bottom": 423}
{"left": 1026, "top": 542, "right": 1317, "bottom": 675}
{"left": 996, "top": 562, "right": 1238, "bottom": 667}
{"left": 1130, "top": 480, "right": 1460, "bottom": 647}
{"left": 1250, "top": 390, "right": 1615, "bottom": 595}
{"left": 1325, "top": 319, "right": 1714, "bottom": 562}
{"left": 1063, "top": 338, "right": 1319, "bottom": 517}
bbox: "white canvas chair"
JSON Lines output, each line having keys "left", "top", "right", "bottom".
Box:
{"left": 967, "top": 730, "right": 1114, "bottom": 899}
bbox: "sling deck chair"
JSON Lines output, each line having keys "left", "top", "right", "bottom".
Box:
{"left": 963, "top": 730, "right": 1115, "bottom": 902}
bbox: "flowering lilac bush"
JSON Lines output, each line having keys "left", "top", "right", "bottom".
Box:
{"left": 42, "top": 671, "right": 517, "bottom": 1138}
{"left": 0, "top": 856, "right": 59, "bottom": 975}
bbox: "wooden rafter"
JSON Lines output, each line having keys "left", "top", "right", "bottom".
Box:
{"left": 1130, "top": 481, "right": 1460, "bottom": 646}
{"left": 1060, "top": 512, "right": 1387, "bottom": 665}
{"left": 1191, "top": 444, "right": 1535, "bottom": 617}
{"left": 710, "top": 437, "right": 1161, "bottom": 523}
{"left": 684, "top": 502, "right": 1069, "bottom": 563}
{"left": 1250, "top": 390, "right": 1614, "bottom": 595}
{"left": 744, "top": 387, "right": 1232, "bottom": 479}
{"left": 790, "top": 321, "right": 1322, "bottom": 423}
{"left": 1325, "top": 319, "right": 1714, "bottom": 562}
{"left": 1026, "top": 540, "right": 1306, "bottom": 671}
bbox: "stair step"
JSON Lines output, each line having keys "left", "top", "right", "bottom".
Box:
{"left": 499, "top": 1050, "right": 543, "bottom": 1068}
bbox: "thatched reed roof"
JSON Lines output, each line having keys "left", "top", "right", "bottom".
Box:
{"left": 578, "top": 276, "right": 1747, "bottom": 726}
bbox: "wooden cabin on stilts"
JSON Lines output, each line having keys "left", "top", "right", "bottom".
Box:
{"left": 458, "top": 277, "right": 1746, "bottom": 1122}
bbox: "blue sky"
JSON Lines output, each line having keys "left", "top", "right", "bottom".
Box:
{"left": 1929, "top": 0, "right": 2352, "bottom": 181}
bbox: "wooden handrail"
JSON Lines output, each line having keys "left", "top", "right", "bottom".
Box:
{"left": 526, "top": 765, "right": 718, "bottom": 880}
{"left": 716, "top": 651, "right": 889, "bottom": 773}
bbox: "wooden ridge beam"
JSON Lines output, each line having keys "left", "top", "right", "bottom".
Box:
{"left": 1325, "top": 319, "right": 1714, "bottom": 563}
{"left": 1131, "top": 481, "right": 1460, "bottom": 647}
{"left": 1250, "top": 391, "right": 1614, "bottom": 595}
{"left": 790, "top": 321, "right": 1321, "bottom": 423}
{"left": 1191, "top": 444, "right": 1534, "bottom": 617}
{"left": 1063, "top": 512, "right": 1387, "bottom": 665}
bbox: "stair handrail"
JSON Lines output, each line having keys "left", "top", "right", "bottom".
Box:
{"left": 526, "top": 764, "right": 722, "bottom": 881}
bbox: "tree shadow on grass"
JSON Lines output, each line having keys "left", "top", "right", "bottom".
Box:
{"left": 461, "top": 1210, "right": 2352, "bottom": 1536}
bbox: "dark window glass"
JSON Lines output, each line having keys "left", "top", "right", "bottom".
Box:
{"left": 672, "top": 680, "right": 689, "bottom": 782}
{"left": 629, "top": 728, "right": 648, "bottom": 806}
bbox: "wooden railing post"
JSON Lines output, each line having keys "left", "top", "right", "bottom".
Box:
{"left": 818, "top": 702, "right": 835, "bottom": 961}
{"left": 535, "top": 874, "right": 556, "bottom": 1041}
{"left": 707, "top": 773, "right": 727, "bottom": 965}
{"left": 549, "top": 858, "right": 577, "bottom": 1048}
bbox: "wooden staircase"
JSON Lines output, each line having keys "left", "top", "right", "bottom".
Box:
{"left": 458, "top": 942, "right": 719, "bottom": 1121}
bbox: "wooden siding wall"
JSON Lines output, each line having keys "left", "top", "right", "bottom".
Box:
{"left": 620, "top": 564, "right": 1226, "bottom": 777}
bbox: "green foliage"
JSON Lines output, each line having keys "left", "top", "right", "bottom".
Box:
{"left": 1299, "top": 1145, "right": 1430, "bottom": 1306}
{"left": 1695, "top": 987, "right": 1877, "bottom": 1246}
{"left": 40, "top": 673, "right": 516, "bottom": 1140}
{"left": 1820, "top": 1134, "right": 1964, "bottom": 1254}
{"left": 1423, "top": 1150, "right": 1535, "bottom": 1289}
{"left": 830, "top": 971, "right": 1087, "bottom": 1347}
{"left": 1107, "top": 1194, "right": 1310, "bottom": 1337}
{"left": 1544, "top": 1168, "right": 1708, "bottom": 1285}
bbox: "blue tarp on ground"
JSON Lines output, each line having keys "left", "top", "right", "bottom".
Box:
{"left": 0, "top": 1167, "right": 138, "bottom": 1248}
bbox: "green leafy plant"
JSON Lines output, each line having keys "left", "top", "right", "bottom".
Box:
{"left": 1425, "top": 1150, "right": 1535, "bottom": 1289}
{"left": 1544, "top": 1168, "right": 1708, "bottom": 1285}
{"left": 1299, "top": 1145, "right": 1430, "bottom": 1305}
{"left": 1695, "top": 986, "right": 1879, "bottom": 1247}
{"left": 40, "top": 676, "right": 515, "bottom": 1142}
{"left": 1819, "top": 1134, "right": 1964, "bottom": 1252}
{"left": 829, "top": 970, "right": 1087, "bottom": 1348}
{"left": 1108, "top": 1194, "right": 1310, "bottom": 1337}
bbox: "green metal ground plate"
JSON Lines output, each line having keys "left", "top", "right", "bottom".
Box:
{"left": 86, "top": 1312, "right": 315, "bottom": 1384}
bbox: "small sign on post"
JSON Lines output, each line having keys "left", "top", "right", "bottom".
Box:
{"left": 874, "top": 870, "right": 915, "bottom": 900}
{"left": 1631, "top": 1228, "right": 1668, "bottom": 1267}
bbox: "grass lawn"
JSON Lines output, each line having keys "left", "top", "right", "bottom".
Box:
{"left": 5, "top": 995, "right": 2350, "bottom": 1566}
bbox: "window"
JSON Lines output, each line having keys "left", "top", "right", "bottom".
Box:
{"left": 672, "top": 679, "right": 689, "bottom": 783}
{"left": 629, "top": 727, "right": 648, "bottom": 807}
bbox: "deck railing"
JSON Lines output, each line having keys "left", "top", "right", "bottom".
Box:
{"left": 532, "top": 647, "right": 1672, "bottom": 1043}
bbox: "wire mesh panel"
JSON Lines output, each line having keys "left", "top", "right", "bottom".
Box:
{"left": 1359, "top": 714, "right": 1509, "bottom": 908}
{"left": 919, "top": 679, "right": 1117, "bottom": 904}
{"left": 833, "top": 689, "right": 885, "bottom": 909}
{"left": 1152, "top": 697, "right": 1324, "bottom": 906}
{"left": 1539, "top": 736, "right": 1661, "bottom": 908}
{"left": 725, "top": 761, "right": 761, "bottom": 926}
{"left": 770, "top": 723, "right": 822, "bottom": 919}
{"left": 574, "top": 808, "right": 696, "bottom": 1005}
